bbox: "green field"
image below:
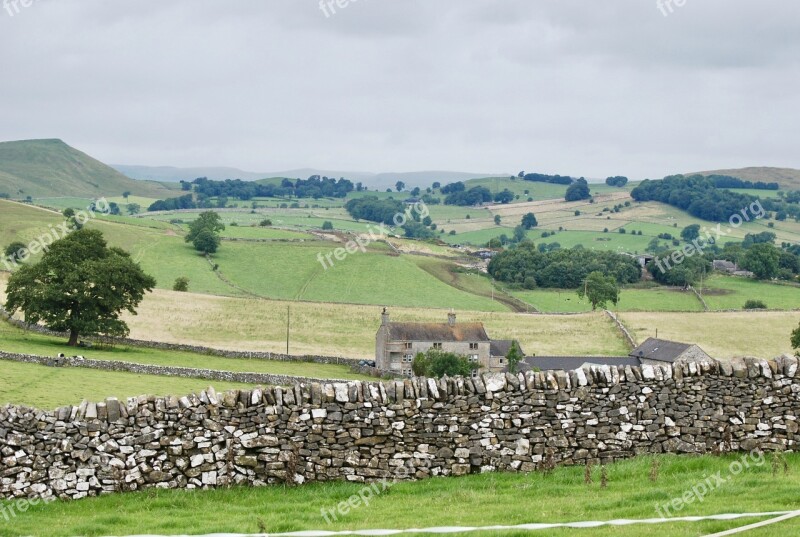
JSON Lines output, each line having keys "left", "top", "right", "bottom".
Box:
{"left": 0, "top": 359, "right": 258, "bottom": 410}
{"left": 699, "top": 274, "right": 800, "bottom": 311}
{"left": 0, "top": 139, "right": 175, "bottom": 199}
{"left": 619, "top": 310, "right": 800, "bottom": 358}
{"left": 0, "top": 201, "right": 511, "bottom": 310}
{"left": 2, "top": 454, "right": 798, "bottom": 537}
{"left": 510, "top": 286, "right": 705, "bottom": 313}
{"left": 0, "top": 320, "right": 371, "bottom": 408}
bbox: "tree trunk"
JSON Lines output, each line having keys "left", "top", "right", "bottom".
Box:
{"left": 67, "top": 328, "right": 79, "bottom": 347}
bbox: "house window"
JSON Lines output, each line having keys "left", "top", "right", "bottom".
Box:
{"left": 433, "top": 342, "right": 443, "bottom": 350}
{"left": 403, "top": 354, "right": 414, "bottom": 363}
{"left": 499, "top": 358, "right": 504, "bottom": 364}
{"left": 404, "top": 342, "right": 412, "bottom": 349}
{"left": 403, "top": 369, "right": 412, "bottom": 377}
{"left": 469, "top": 343, "right": 478, "bottom": 350}
{"left": 471, "top": 369, "right": 479, "bottom": 378}
{"left": 469, "top": 354, "right": 479, "bottom": 363}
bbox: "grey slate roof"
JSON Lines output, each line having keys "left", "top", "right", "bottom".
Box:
{"left": 385, "top": 322, "right": 490, "bottom": 342}
{"left": 517, "top": 356, "right": 639, "bottom": 372}
{"left": 629, "top": 338, "right": 692, "bottom": 363}
{"left": 490, "top": 340, "right": 524, "bottom": 357}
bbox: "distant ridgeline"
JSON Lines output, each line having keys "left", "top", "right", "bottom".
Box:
{"left": 147, "top": 176, "right": 357, "bottom": 211}
{"left": 631, "top": 174, "right": 800, "bottom": 222}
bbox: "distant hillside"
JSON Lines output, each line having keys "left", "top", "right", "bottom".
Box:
{"left": 113, "top": 163, "right": 504, "bottom": 190}
{"left": 690, "top": 167, "right": 800, "bottom": 191}
{"left": 0, "top": 139, "right": 174, "bottom": 199}
{"left": 112, "top": 164, "right": 268, "bottom": 183}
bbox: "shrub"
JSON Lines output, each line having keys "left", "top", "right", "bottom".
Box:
{"left": 322, "top": 221, "right": 334, "bottom": 230}
{"left": 173, "top": 277, "right": 190, "bottom": 292}
{"left": 744, "top": 299, "right": 767, "bottom": 310}
{"left": 260, "top": 219, "right": 272, "bottom": 227}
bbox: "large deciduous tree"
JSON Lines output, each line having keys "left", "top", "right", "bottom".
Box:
{"left": 4, "top": 229, "right": 156, "bottom": 346}
{"left": 186, "top": 211, "right": 225, "bottom": 254}
{"left": 577, "top": 271, "right": 620, "bottom": 310}
{"left": 742, "top": 243, "right": 781, "bottom": 280}
{"left": 521, "top": 212, "right": 538, "bottom": 229}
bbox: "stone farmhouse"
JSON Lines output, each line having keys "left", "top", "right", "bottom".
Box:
{"left": 375, "top": 309, "right": 522, "bottom": 376}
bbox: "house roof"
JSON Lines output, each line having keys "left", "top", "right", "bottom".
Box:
{"left": 384, "top": 322, "right": 490, "bottom": 342}
{"left": 629, "top": 338, "right": 693, "bottom": 363}
{"left": 516, "top": 356, "right": 638, "bottom": 372}
{"left": 490, "top": 340, "right": 524, "bottom": 357}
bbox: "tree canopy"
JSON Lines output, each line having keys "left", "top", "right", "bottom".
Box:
{"left": 577, "top": 271, "right": 620, "bottom": 310}
{"left": 344, "top": 197, "right": 405, "bottom": 224}
{"left": 186, "top": 211, "right": 225, "bottom": 255}
{"left": 605, "top": 176, "right": 629, "bottom": 187}
{"left": 412, "top": 350, "right": 479, "bottom": 378}
{"left": 565, "top": 179, "right": 591, "bottom": 202}
{"left": 488, "top": 244, "right": 641, "bottom": 289}
{"left": 631, "top": 175, "right": 758, "bottom": 222}
{"left": 4, "top": 229, "right": 155, "bottom": 346}
{"left": 521, "top": 213, "right": 538, "bottom": 230}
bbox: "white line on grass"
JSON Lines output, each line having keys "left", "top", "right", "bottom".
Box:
{"left": 107, "top": 509, "right": 800, "bottom": 537}
{"left": 702, "top": 509, "right": 800, "bottom": 536}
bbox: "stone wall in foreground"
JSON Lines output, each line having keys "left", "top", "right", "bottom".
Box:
{"left": 1, "top": 356, "right": 798, "bottom": 501}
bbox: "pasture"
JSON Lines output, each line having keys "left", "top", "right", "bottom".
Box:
{"left": 619, "top": 310, "right": 800, "bottom": 359}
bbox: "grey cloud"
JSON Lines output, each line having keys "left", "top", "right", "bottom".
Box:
{"left": 0, "top": 0, "right": 798, "bottom": 180}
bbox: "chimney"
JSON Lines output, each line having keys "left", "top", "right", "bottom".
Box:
{"left": 381, "top": 307, "right": 390, "bottom": 326}
{"left": 447, "top": 310, "right": 456, "bottom": 327}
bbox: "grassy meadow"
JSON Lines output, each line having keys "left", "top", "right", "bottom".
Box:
{"left": 1, "top": 454, "right": 798, "bottom": 537}
{"left": 105, "top": 289, "right": 630, "bottom": 358}
{"left": 0, "top": 360, "right": 258, "bottom": 410}
{"left": 619, "top": 310, "right": 800, "bottom": 358}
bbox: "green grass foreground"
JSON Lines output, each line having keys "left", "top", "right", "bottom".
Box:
{"left": 1, "top": 454, "right": 798, "bottom": 536}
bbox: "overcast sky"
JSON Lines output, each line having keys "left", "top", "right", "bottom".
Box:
{"left": 1, "top": 0, "right": 799, "bottom": 179}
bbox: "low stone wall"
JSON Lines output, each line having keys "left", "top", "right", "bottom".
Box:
{"left": 0, "top": 351, "right": 348, "bottom": 387}
{"left": 1, "top": 355, "right": 798, "bottom": 501}
{"left": 0, "top": 309, "right": 361, "bottom": 366}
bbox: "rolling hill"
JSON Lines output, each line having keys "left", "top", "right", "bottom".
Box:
{"left": 112, "top": 163, "right": 505, "bottom": 190}
{"left": 691, "top": 166, "right": 800, "bottom": 190}
{"left": 0, "top": 139, "right": 176, "bottom": 199}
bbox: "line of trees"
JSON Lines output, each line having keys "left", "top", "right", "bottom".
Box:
{"left": 521, "top": 172, "right": 574, "bottom": 185}
{"left": 631, "top": 175, "right": 757, "bottom": 222}
{"left": 706, "top": 174, "right": 779, "bottom": 190}
{"left": 488, "top": 244, "right": 641, "bottom": 289}
{"left": 344, "top": 197, "right": 405, "bottom": 224}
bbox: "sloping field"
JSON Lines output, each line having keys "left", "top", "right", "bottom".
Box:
{"left": 109, "top": 289, "right": 628, "bottom": 358}
{"left": 0, "top": 139, "right": 174, "bottom": 199}
{"left": 619, "top": 311, "right": 800, "bottom": 359}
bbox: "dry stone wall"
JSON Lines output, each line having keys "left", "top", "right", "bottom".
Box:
{"left": 1, "top": 356, "right": 798, "bottom": 501}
